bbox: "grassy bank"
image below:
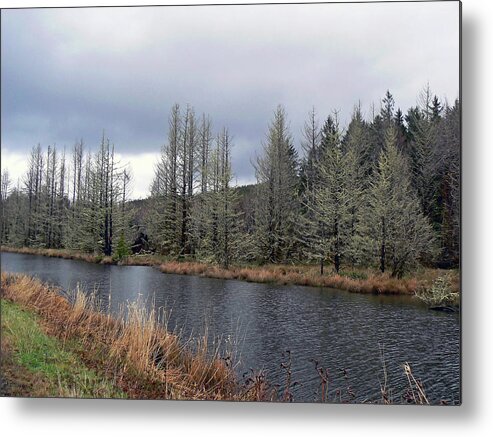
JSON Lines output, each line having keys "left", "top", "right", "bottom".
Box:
{"left": 1, "top": 273, "right": 448, "bottom": 403}
{"left": 1, "top": 300, "right": 126, "bottom": 398}
{"left": 0, "top": 246, "right": 459, "bottom": 303}
{"left": 1, "top": 273, "right": 269, "bottom": 400}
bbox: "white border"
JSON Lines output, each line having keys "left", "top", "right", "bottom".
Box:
{"left": 1, "top": 0, "right": 492, "bottom": 436}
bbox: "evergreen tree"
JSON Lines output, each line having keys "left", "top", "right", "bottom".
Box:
{"left": 342, "top": 104, "right": 371, "bottom": 177}
{"left": 254, "top": 105, "right": 299, "bottom": 263}
{"left": 1, "top": 91, "right": 459, "bottom": 274}
{"left": 147, "top": 104, "right": 183, "bottom": 256}
{"left": 1, "top": 170, "right": 12, "bottom": 244}
{"left": 407, "top": 86, "right": 442, "bottom": 221}
{"left": 435, "top": 99, "right": 460, "bottom": 267}
{"left": 299, "top": 107, "right": 321, "bottom": 192}
{"left": 381, "top": 90, "right": 395, "bottom": 129}
{"left": 301, "top": 120, "right": 364, "bottom": 274}
{"left": 362, "top": 126, "right": 434, "bottom": 277}
{"left": 319, "top": 112, "right": 341, "bottom": 156}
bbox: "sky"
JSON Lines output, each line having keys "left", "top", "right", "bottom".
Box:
{"left": 1, "top": 1, "right": 460, "bottom": 199}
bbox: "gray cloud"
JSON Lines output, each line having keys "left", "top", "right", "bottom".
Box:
{"left": 1, "top": 1, "right": 459, "bottom": 189}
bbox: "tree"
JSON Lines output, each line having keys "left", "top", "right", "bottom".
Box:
{"left": 394, "top": 108, "right": 408, "bottom": 152}
{"left": 254, "top": 105, "right": 299, "bottom": 263}
{"left": 192, "top": 128, "right": 246, "bottom": 268}
{"left": 319, "top": 112, "right": 341, "bottom": 156}
{"left": 407, "top": 86, "right": 442, "bottom": 219}
{"left": 114, "top": 233, "right": 130, "bottom": 261}
{"left": 24, "top": 144, "right": 44, "bottom": 246}
{"left": 299, "top": 107, "right": 321, "bottom": 192}
{"left": 363, "top": 126, "right": 434, "bottom": 277}
{"left": 64, "top": 140, "right": 84, "bottom": 249}
{"left": 381, "top": 90, "right": 395, "bottom": 129}
{"left": 148, "top": 104, "right": 201, "bottom": 257}
{"left": 1, "top": 91, "right": 459, "bottom": 274}
{"left": 300, "top": 119, "right": 363, "bottom": 274}
{"left": 435, "top": 99, "right": 460, "bottom": 267}
{"left": 148, "top": 104, "right": 181, "bottom": 255}
{"left": 199, "top": 114, "right": 213, "bottom": 195}
{"left": 342, "top": 104, "right": 372, "bottom": 177}
{"left": 1, "top": 170, "right": 12, "bottom": 244}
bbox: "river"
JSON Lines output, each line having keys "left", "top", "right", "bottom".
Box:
{"left": 0, "top": 251, "right": 460, "bottom": 404}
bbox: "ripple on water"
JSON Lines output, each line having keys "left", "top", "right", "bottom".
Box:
{"left": 1, "top": 251, "right": 460, "bottom": 404}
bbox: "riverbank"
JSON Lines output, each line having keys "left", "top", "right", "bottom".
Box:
{"left": 0, "top": 246, "right": 459, "bottom": 303}
{"left": 1, "top": 273, "right": 447, "bottom": 403}
{"left": 0, "top": 273, "right": 268, "bottom": 400}
{"left": 1, "top": 299, "right": 126, "bottom": 398}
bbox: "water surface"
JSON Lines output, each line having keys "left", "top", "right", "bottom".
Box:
{"left": 1, "top": 251, "right": 460, "bottom": 404}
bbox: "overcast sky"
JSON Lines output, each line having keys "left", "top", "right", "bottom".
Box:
{"left": 1, "top": 1, "right": 460, "bottom": 199}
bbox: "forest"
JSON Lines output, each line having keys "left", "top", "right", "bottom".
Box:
{"left": 0, "top": 87, "right": 460, "bottom": 278}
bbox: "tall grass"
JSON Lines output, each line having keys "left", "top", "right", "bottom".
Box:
{"left": 0, "top": 273, "right": 259, "bottom": 400}
{"left": 1, "top": 246, "right": 113, "bottom": 264}
{"left": 160, "top": 260, "right": 426, "bottom": 296}
{"left": 1, "top": 273, "right": 445, "bottom": 403}
{"left": 1, "top": 299, "right": 126, "bottom": 398}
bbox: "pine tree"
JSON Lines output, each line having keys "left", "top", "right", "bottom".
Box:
{"left": 435, "top": 99, "right": 460, "bottom": 267}
{"left": 342, "top": 104, "right": 371, "bottom": 177}
{"left": 381, "top": 90, "right": 395, "bottom": 129}
{"left": 1, "top": 170, "right": 12, "bottom": 244}
{"left": 301, "top": 122, "right": 361, "bottom": 274}
{"left": 363, "top": 126, "right": 434, "bottom": 277}
{"left": 1, "top": 91, "right": 459, "bottom": 274}
{"left": 195, "top": 128, "right": 246, "bottom": 268}
{"left": 254, "top": 105, "right": 299, "bottom": 263}
{"left": 299, "top": 107, "right": 321, "bottom": 192}
{"left": 147, "top": 104, "right": 182, "bottom": 256}
{"left": 407, "top": 86, "right": 442, "bottom": 221}
{"left": 319, "top": 112, "right": 341, "bottom": 156}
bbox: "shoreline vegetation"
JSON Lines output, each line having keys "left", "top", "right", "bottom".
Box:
{"left": 1, "top": 94, "right": 460, "bottom": 298}
{"left": 1, "top": 246, "right": 459, "bottom": 307}
{"left": 1, "top": 272, "right": 256, "bottom": 400}
{"left": 1, "top": 273, "right": 435, "bottom": 403}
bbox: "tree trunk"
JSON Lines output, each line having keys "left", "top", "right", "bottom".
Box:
{"left": 380, "top": 217, "right": 386, "bottom": 273}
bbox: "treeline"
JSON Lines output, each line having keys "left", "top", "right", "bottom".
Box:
{"left": 146, "top": 104, "right": 244, "bottom": 268}
{"left": 1, "top": 135, "right": 132, "bottom": 258}
{"left": 1, "top": 86, "right": 460, "bottom": 275}
{"left": 142, "top": 88, "right": 459, "bottom": 276}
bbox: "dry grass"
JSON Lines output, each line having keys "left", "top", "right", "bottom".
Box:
{"left": 159, "top": 260, "right": 458, "bottom": 298}
{"left": 1, "top": 272, "right": 450, "bottom": 404}
{"left": 0, "top": 272, "right": 263, "bottom": 400}
{"left": 1, "top": 246, "right": 113, "bottom": 264}
{"left": 1, "top": 246, "right": 459, "bottom": 299}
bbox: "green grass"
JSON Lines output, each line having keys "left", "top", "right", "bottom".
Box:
{"left": 1, "top": 300, "right": 126, "bottom": 398}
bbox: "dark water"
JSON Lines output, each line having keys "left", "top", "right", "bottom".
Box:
{"left": 1, "top": 252, "right": 460, "bottom": 404}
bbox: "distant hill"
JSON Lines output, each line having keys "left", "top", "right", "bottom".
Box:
{"left": 127, "top": 183, "right": 258, "bottom": 235}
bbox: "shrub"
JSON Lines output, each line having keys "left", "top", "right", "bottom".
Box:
{"left": 415, "top": 273, "right": 459, "bottom": 307}
{"left": 113, "top": 234, "right": 130, "bottom": 262}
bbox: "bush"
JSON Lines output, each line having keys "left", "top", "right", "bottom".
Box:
{"left": 113, "top": 234, "right": 130, "bottom": 262}
{"left": 415, "top": 273, "right": 459, "bottom": 307}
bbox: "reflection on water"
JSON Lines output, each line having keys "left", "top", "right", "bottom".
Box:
{"left": 1, "top": 251, "right": 460, "bottom": 403}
